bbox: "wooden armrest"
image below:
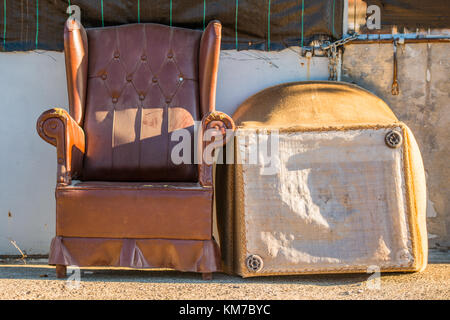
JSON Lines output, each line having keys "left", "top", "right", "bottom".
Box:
{"left": 36, "top": 108, "right": 85, "bottom": 184}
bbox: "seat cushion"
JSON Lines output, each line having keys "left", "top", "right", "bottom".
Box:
{"left": 56, "top": 181, "right": 212, "bottom": 240}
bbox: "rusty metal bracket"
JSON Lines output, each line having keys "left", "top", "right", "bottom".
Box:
{"left": 391, "top": 40, "right": 400, "bottom": 95}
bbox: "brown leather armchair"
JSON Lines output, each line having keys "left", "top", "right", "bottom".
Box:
{"left": 36, "top": 18, "right": 234, "bottom": 279}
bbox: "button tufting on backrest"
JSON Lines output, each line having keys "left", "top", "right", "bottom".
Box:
{"left": 82, "top": 23, "right": 203, "bottom": 182}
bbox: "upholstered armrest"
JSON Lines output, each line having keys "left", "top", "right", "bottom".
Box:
{"left": 199, "top": 111, "right": 235, "bottom": 187}
{"left": 36, "top": 108, "right": 85, "bottom": 184}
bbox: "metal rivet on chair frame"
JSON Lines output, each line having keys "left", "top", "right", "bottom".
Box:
{"left": 385, "top": 130, "right": 403, "bottom": 148}
{"left": 246, "top": 255, "right": 263, "bottom": 273}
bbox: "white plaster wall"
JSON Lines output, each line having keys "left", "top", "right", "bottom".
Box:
{"left": 0, "top": 49, "right": 329, "bottom": 255}
{"left": 0, "top": 51, "right": 68, "bottom": 255}
{"left": 342, "top": 43, "right": 450, "bottom": 248}
{"left": 216, "top": 50, "right": 329, "bottom": 115}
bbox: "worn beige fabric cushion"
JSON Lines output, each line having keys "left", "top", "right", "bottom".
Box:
{"left": 216, "top": 81, "right": 427, "bottom": 277}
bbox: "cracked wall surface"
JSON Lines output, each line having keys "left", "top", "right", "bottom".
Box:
{"left": 0, "top": 44, "right": 447, "bottom": 255}
{"left": 342, "top": 43, "right": 449, "bottom": 249}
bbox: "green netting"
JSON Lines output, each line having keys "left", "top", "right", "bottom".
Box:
{"left": 365, "top": 0, "right": 450, "bottom": 31}
{"left": 0, "top": 0, "right": 343, "bottom": 52}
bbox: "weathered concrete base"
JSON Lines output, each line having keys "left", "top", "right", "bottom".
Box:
{"left": 342, "top": 43, "right": 450, "bottom": 248}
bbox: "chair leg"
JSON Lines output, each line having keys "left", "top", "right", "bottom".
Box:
{"left": 56, "top": 265, "right": 67, "bottom": 279}
{"left": 202, "top": 272, "right": 213, "bottom": 280}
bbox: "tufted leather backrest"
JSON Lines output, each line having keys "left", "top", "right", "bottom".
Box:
{"left": 79, "top": 23, "right": 215, "bottom": 181}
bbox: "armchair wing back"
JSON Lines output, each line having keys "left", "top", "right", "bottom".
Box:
{"left": 36, "top": 18, "right": 234, "bottom": 279}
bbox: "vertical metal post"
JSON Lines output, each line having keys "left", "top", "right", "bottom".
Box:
{"left": 391, "top": 40, "right": 399, "bottom": 95}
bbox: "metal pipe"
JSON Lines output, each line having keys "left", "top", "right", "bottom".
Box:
{"left": 350, "top": 38, "right": 450, "bottom": 44}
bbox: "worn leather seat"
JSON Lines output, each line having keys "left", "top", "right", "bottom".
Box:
{"left": 37, "top": 18, "right": 234, "bottom": 279}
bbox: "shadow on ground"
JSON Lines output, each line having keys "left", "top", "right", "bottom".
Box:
{"left": 0, "top": 249, "right": 447, "bottom": 286}
{"left": 0, "top": 264, "right": 441, "bottom": 287}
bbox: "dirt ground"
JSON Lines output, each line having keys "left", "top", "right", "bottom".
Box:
{"left": 0, "top": 251, "right": 448, "bottom": 300}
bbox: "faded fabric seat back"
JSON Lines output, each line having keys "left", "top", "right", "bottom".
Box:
{"left": 81, "top": 23, "right": 203, "bottom": 181}
{"left": 217, "top": 81, "right": 428, "bottom": 277}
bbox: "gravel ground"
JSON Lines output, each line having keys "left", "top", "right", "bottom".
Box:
{"left": 0, "top": 256, "right": 448, "bottom": 300}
